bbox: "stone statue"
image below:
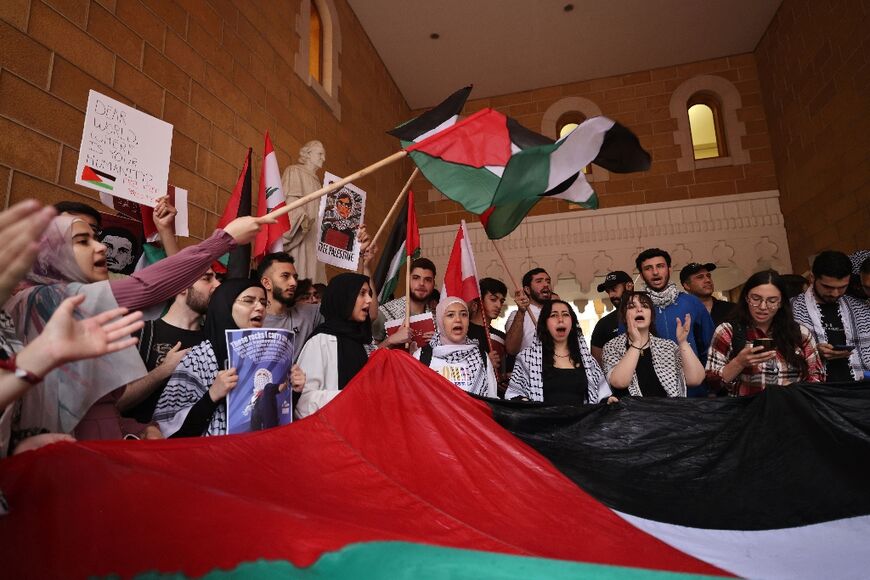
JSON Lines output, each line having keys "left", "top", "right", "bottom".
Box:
{"left": 281, "top": 140, "right": 327, "bottom": 282}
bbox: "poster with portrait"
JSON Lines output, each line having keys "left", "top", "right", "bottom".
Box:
{"left": 315, "top": 171, "right": 366, "bottom": 271}
{"left": 75, "top": 90, "right": 173, "bottom": 207}
{"left": 98, "top": 212, "right": 145, "bottom": 276}
{"left": 225, "top": 328, "right": 295, "bottom": 435}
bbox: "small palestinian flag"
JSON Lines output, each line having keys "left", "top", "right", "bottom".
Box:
{"left": 80, "top": 165, "right": 116, "bottom": 191}
{"left": 372, "top": 189, "right": 420, "bottom": 302}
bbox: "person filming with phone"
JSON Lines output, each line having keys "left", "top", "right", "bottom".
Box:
{"left": 706, "top": 270, "right": 824, "bottom": 396}
{"left": 792, "top": 251, "right": 870, "bottom": 382}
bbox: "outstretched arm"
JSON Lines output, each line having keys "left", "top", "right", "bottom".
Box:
{"left": 1, "top": 296, "right": 143, "bottom": 409}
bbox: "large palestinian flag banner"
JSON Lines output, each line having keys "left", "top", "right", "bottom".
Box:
{"left": 0, "top": 350, "right": 867, "bottom": 578}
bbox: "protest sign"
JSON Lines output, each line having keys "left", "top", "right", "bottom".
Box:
{"left": 316, "top": 171, "right": 366, "bottom": 270}
{"left": 76, "top": 90, "right": 172, "bottom": 207}
{"left": 225, "top": 328, "right": 295, "bottom": 434}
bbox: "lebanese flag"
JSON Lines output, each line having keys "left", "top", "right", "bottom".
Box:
{"left": 442, "top": 220, "right": 481, "bottom": 303}
{"left": 253, "top": 132, "right": 291, "bottom": 259}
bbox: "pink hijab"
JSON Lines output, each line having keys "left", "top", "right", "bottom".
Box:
{"left": 3, "top": 216, "right": 146, "bottom": 436}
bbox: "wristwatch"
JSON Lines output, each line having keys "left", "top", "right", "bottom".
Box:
{"left": 0, "top": 355, "right": 42, "bottom": 385}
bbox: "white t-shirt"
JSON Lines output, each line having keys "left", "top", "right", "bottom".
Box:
{"left": 505, "top": 303, "right": 542, "bottom": 353}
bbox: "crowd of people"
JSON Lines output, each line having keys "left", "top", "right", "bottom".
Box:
{"left": 0, "top": 197, "right": 868, "bottom": 462}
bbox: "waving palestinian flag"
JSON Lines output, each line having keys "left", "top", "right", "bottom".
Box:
{"left": 391, "top": 88, "right": 650, "bottom": 239}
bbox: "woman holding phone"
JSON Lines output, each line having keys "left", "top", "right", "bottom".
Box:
{"left": 706, "top": 270, "right": 824, "bottom": 396}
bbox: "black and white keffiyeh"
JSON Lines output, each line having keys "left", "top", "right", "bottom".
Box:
{"left": 153, "top": 340, "right": 226, "bottom": 436}
{"left": 424, "top": 331, "right": 491, "bottom": 397}
{"left": 646, "top": 283, "right": 682, "bottom": 310}
{"left": 601, "top": 335, "right": 686, "bottom": 397}
{"left": 792, "top": 289, "right": 870, "bottom": 381}
{"left": 506, "top": 337, "right": 610, "bottom": 403}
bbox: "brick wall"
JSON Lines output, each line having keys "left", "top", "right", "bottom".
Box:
{"left": 411, "top": 53, "right": 779, "bottom": 230}
{"left": 0, "top": 0, "right": 413, "bottom": 245}
{"left": 755, "top": 0, "right": 870, "bottom": 272}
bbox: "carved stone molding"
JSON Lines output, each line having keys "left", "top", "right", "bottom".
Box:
{"left": 420, "top": 190, "right": 792, "bottom": 302}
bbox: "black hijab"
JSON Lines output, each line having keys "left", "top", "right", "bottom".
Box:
{"left": 311, "top": 273, "right": 372, "bottom": 388}
{"left": 205, "top": 278, "right": 264, "bottom": 368}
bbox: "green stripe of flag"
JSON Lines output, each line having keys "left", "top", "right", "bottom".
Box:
{"left": 131, "top": 541, "right": 719, "bottom": 580}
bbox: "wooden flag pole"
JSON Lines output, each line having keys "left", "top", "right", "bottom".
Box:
{"left": 262, "top": 150, "right": 408, "bottom": 222}
{"left": 490, "top": 238, "right": 538, "bottom": 326}
{"left": 370, "top": 167, "right": 420, "bottom": 251}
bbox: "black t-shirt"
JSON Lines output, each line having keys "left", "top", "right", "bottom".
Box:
{"left": 591, "top": 310, "right": 621, "bottom": 349}
{"left": 468, "top": 322, "right": 491, "bottom": 354}
{"left": 635, "top": 347, "right": 668, "bottom": 397}
{"left": 123, "top": 319, "right": 205, "bottom": 423}
{"left": 543, "top": 366, "right": 589, "bottom": 405}
{"left": 819, "top": 302, "right": 852, "bottom": 382}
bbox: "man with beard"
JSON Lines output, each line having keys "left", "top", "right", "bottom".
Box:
{"left": 375, "top": 257, "right": 438, "bottom": 343}
{"left": 792, "top": 250, "right": 870, "bottom": 382}
{"left": 505, "top": 268, "right": 553, "bottom": 356}
{"left": 119, "top": 268, "right": 220, "bottom": 423}
{"left": 680, "top": 262, "right": 736, "bottom": 326}
{"left": 258, "top": 253, "right": 323, "bottom": 363}
{"left": 590, "top": 271, "right": 633, "bottom": 366}
{"left": 636, "top": 248, "right": 714, "bottom": 396}
{"left": 262, "top": 228, "right": 378, "bottom": 358}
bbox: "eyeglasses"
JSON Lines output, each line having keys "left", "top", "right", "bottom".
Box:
{"left": 235, "top": 297, "right": 267, "bottom": 307}
{"left": 337, "top": 200, "right": 351, "bottom": 208}
{"left": 747, "top": 295, "right": 781, "bottom": 308}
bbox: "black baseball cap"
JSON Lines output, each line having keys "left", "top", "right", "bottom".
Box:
{"left": 680, "top": 262, "right": 717, "bottom": 284}
{"left": 597, "top": 271, "right": 632, "bottom": 292}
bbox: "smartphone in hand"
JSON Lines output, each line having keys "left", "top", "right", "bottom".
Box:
{"left": 752, "top": 338, "right": 775, "bottom": 352}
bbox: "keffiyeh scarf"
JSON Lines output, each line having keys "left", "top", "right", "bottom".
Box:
{"left": 153, "top": 341, "right": 226, "bottom": 436}
{"left": 507, "top": 337, "right": 609, "bottom": 403}
{"left": 425, "top": 332, "right": 489, "bottom": 396}
{"left": 602, "top": 335, "right": 686, "bottom": 397}
{"left": 792, "top": 289, "right": 870, "bottom": 381}
{"left": 646, "top": 283, "right": 682, "bottom": 310}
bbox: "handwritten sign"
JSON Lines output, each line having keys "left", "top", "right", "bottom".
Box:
{"left": 76, "top": 90, "right": 173, "bottom": 207}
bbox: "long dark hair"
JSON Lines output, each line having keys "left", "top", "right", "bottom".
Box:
{"left": 617, "top": 291, "right": 658, "bottom": 337}
{"left": 731, "top": 270, "right": 809, "bottom": 379}
{"left": 536, "top": 300, "right": 584, "bottom": 375}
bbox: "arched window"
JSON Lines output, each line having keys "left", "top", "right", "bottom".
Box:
{"left": 669, "top": 75, "right": 750, "bottom": 171}
{"left": 309, "top": 2, "right": 323, "bottom": 84}
{"left": 294, "top": 0, "right": 342, "bottom": 119}
{"left": 687, "top": 93, "right": 726, "bottom": 160}
{"left": 557, "top": 112, "right": 591, "bottom": 174}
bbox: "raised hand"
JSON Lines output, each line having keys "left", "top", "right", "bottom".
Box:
{"left": 32, "top": 295, "right": 144, "bottom": 370}
{"left": 0, "top": 200, "right": 56, "bottom": 304}
{"left": 209, "top": 368, "right": 238, "bottom": 401}
{"left": 675, "top": 313, "right": 691, "bottom": 345}
{"left": 153, "top": 196, "right": 178, "bottom": 232}
{"left": 625, "top": 310, "right": 643, "bottom": 345}
{"left": 514, "top": 290, "right": 530, "bottom": 313}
